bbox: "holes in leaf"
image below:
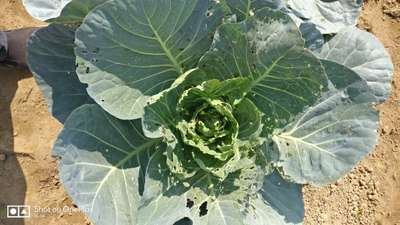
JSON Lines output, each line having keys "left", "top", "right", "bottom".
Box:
{"left": 208, "top": 33, "right": 214, "bottom": 40}
{"left": 286, "top": 142, "right": 290, "bottom": 146}
{"left": 92, "top": 47, "right": 100, "bottom": 54}
{"left": 199, "top": 201, "right": 208, "bottom": 217}
{"left": 251, "top": 49, "right": 256, "bottom": 54}
{"left": 173, "top": 217, "right": 193, "bottom": 225}
{"left": 249, "top": 10, "right": 255, "bottom": 16}
{"left": 86, "top": 67, "right": 90, "bottom": 73}
{"left": 206, "top": 5, "right": 214, "bottom": 17}
{"left": 186, "top": 198, "right": 194, "bottom": 209}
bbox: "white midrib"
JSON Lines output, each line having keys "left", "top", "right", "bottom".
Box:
{"left": 250, "top": 49, "right": 290, "bottom": 88}
{"left": 277, "top": 134, "right": 340, "bottom": 159}
{"left": 89, "top": 140, "right": 159, "bottom": 212}
{"left": 145, "top": 15, "right": 183, "bottom": 74}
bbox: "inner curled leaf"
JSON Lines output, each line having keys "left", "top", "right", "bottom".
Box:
{"left": 177, "top": 89, "right": 239, "bottom": 162}
{"left": 161, "top": 79, "right": 262, "bottom": 179}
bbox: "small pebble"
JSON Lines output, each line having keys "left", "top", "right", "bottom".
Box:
{"left": 0, "top": 153, "right": 6, "bottom": 161}
{"left": 365, "top": 167, "right": 373, "bottom": 173}
{"left": 368, "top": 194, "right": 377, "bottom": 201}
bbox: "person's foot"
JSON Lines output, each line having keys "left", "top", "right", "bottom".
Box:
{"left": 0, "top": 32, "right": 7, "bottom": 62}
{"left": 5, "top": 28, "right": 38, "bottom": 67}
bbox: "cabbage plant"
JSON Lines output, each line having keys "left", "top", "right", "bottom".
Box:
{"left": 25, "top": 0, "right": 393, "bottom": 225}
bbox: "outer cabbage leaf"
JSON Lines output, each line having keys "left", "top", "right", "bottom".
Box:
{"left": 140, "top": 151, "right": 304, "bottom": 225}
{"left": 23, "top": 0, "right": 72, "bottom": 21}
{"left": 139, "top": 153, "right": 238, "bottom": 225}
{"left": 48, "top": 0, "right": 110, "bottom": 23}
{"left": 174, "top": 219, "right": 192, "bottom": 225}
{"left": 199, "top": 8, "right": 328, "bottom": 133}
{"left": 234, "top": 98, "right": 263, "bottom": 141}
{"left": 244, "top": 171, "right": 304, "bottom": 225}
{"left": 136, "top": 150, "right": 198, "bottom": 225}
{"left": 53, "top": 104, "right": 164, "bottom": 225}
{"left": 272, "top": 61, "right": 379, "bottom": 186}
{"left": 27, "top": 24, "right": 92, "bottom": 123}
{"left": 224, "top": 0, "right": 285, "bottom": 21}
{"left": 193, "top": 176, "right": 303, "bottom": 225}
{"left": 318, "top": 27, "right": 394, "bottom": 103}
{"left": 299, "top": 22, "right": 324, "bottom": 52}
{"left": 75, "top": 0, "right": 226, "bottom": 120}
{"left": 286, "top": 0, "right": 363, "bottom": 34}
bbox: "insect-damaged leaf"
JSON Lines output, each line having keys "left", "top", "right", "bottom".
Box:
{"left": 75, "top": 0, "right": 227, "bottom": 120}
{"left": 27, "top": 24, "right": 92, "bottom": 123}
{"left": 199, "top": 8, "right": 328, "bottom": 133}
{"left": 272, "top": 61, "right": 379, "bottom": 186}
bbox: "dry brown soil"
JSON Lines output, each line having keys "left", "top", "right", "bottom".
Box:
{"left": 0, "top": 0, "right": 399, "bottom": 225}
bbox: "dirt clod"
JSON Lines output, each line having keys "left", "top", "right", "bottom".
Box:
{"left": 383, "top": 0, "right": 400, "bottom": 19}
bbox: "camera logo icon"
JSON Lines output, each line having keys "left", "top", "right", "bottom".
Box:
{"left": 7, "top": 205, "right": 30, "bottom": 218}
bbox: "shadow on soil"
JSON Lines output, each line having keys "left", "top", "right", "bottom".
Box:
{"left": 0, "top": 65, "right": 29, "bottom": 225}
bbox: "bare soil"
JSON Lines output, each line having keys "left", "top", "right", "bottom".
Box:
{"left": 0, "top": 0, "right": 399, "bottom": 225}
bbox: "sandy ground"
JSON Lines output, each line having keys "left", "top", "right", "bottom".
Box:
{"left": 0, "top": 0, "right": 399, "bottom": 225}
